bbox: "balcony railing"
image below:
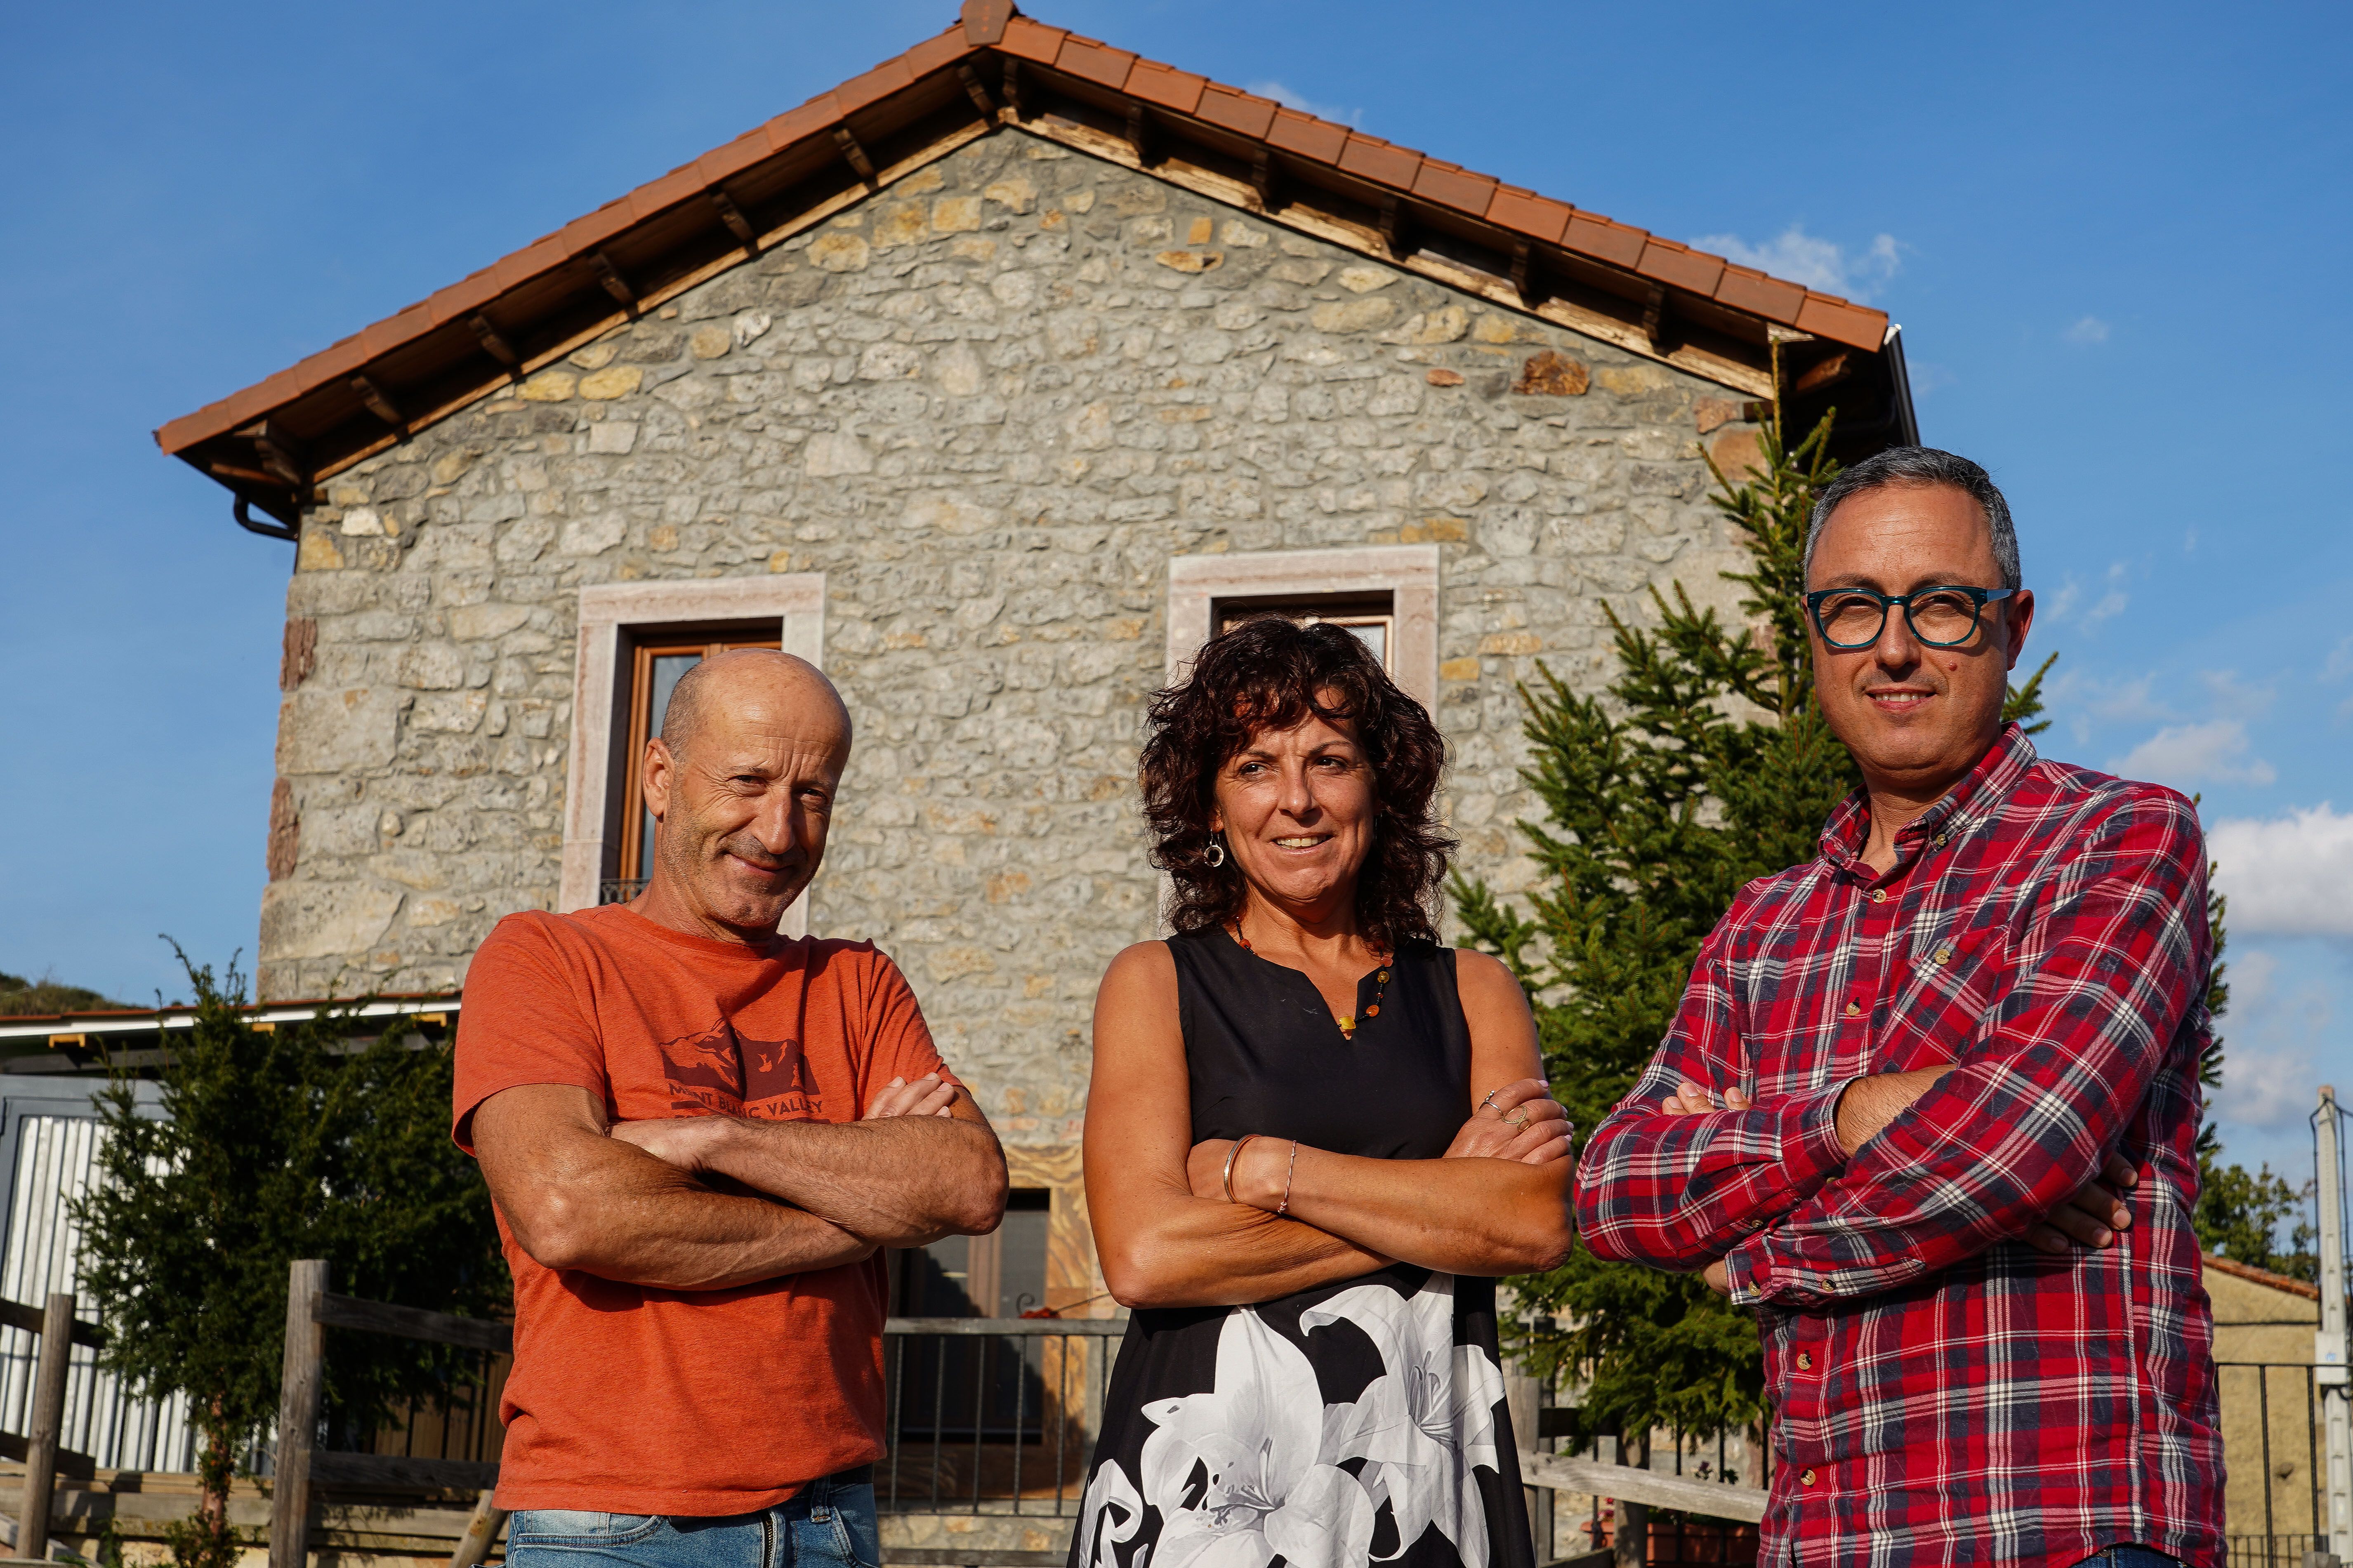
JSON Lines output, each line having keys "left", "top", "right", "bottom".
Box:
{"left": 880, "top": 1316, "right": 1127, "bottom": 1519}
{"left": 597, "top": 879, "right": 646, "bottom": 905}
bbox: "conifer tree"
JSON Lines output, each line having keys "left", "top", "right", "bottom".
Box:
{"left": 70, "top": 951, "right": 505, "bottom": 1568}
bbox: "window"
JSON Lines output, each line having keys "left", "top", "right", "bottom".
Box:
{"left": 1217, "top": 591, "right": 1397, "bottom": 671}
{"left": 888, "top": 1190, "right": 1052, "bottom": 1441}
{"left": 893, "top": 1188, "right": 1052, "bottom": 1318}
{"left": 1167, "top": 545, "right": 1439, "bottom": 709}
{"left": 559, "top": 577, "right": 824, "bottom": 923}
{"left": 612, "top": 630, "right": 783, "bottom": 899}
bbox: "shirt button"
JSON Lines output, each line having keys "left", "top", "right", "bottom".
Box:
{"left": 1871, "top": 888, "right": 1888, "bottom": 904}
{"left": 1934, "top": 833, "right": 1948, "bottom": 847}
{"left": 1845, "top": 1000, "right": 1861, "bottom": 1018}
{"left": 1796, "top": 1351, "right": 1813, "bottom": 1369}
{"left": 1933, "top": 944, "right": 1952, "bottom": 965}
{"left": 1800, "top": 1468, "right": 1818, "bottom": 1486}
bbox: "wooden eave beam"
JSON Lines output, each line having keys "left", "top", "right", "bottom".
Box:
{"left": 957, "top": 63, "right": 995, "bottom": 117}
{"left": 469, "top": 315, "right": 520, "bottom": 369}
{"left": 589, "top": 250, "right": 637, "bottom": 308}
{"left": 833, "top": 126, "right": 878, "bottom": 184}
{"left": 350, "top": 374, "right": 403, "bottom": 428}
{"left": 710, "top": 190, "right": 757, "bottom": 249}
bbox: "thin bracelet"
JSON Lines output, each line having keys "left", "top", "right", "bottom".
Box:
{"left": 1276, "top": 1139, "right": 1300, "bottom": 1215}
{"left": 1222, "top": 1133, "right": 1260, "bottom": 1205}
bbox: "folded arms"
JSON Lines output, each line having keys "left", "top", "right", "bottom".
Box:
{"left": 1577, "top": 793, "right": 2209, "bottom": 1307}
{"left": 471, "top": 1074, "right": 1008, "bottom": 1292}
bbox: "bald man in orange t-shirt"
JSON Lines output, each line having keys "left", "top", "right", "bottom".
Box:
{"left": 455, "top": 652, "right": 1007, "bottom": 1563}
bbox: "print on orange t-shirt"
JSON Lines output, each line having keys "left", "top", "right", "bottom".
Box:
{"left": 453, "top": 904, "right": 955, "bottom": 1516}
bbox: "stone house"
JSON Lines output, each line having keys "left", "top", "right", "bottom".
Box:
{"left": 155, "top": 2, "right": 1916, "bottom": 1317}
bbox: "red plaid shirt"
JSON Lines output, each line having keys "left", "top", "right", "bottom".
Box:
{"left": 1577, "top": 724, "right": 2222, "bottom": 1568}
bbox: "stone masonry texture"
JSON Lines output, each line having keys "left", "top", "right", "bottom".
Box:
{"left": 263, "top": 127, "right": 1761, "bottom": 1145}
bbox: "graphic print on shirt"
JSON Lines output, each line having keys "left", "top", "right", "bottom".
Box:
{"left": 658, "top": 1017, "right": 821, "bottom": 1119}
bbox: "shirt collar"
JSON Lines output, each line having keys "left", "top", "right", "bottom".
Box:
{"left": 1818, "top": 721, "right": 2039, "bottom": 876}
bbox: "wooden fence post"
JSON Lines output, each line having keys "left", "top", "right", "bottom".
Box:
{"left": 17, "top": 1293, "right": 75, "bottom": 1559}
{"left": 269, "top": 1260, "right": 328, "bottom": 1568}
{"left": 446, "top": 1489, "right": 509, "bottom": 1568}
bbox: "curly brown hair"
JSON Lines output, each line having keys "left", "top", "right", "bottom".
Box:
{"left": 1140, "top": 616, "right": 1455, "bottom": 950}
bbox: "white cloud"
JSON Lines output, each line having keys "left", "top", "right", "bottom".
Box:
{"left": 2208, "top": 1037, "right": 2324, "bottom": 1130}
{"left": 1908, "top": 361, "right": 1957, "bottom": 397}
{"left": 2065, "top": 315, "right": 2111, "bottom": 345}
{"left": 2200, "top": 669, "right": 2277, "bottom": 717}
{"left": 2110, "top": 720, "right": 2277, "bottom": 787}
{"left": 2326, "top": 634, "right": 2353, "bottom": 683}
{"left": 2210, "top": 804, "right": 2353, "bottom": 937}
{"left": 2082, "top": 589, "right": 2129, "bottom": 631}
{"left": 2050, "top": 669, "right": 2175, "bottom": 750}
{"left": 2230, "top": 949, "right": 2282, "bottom": 1010}
{"left": 1692, "top": 225, "right": 1902, "bottom": 302}
{"left": 1243, "top": 80, "right": 1362, "bottom": 127}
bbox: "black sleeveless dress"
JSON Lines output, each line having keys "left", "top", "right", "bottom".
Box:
{"left": 1070, "top": 928, "right": 1533, "bottom": 1568}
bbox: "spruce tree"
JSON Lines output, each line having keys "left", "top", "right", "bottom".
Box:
{"left": 70, "top": 951, "right": 506, "bottom": 1568}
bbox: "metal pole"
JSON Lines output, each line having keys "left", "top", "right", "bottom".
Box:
{"left": 18, "top": 1293, "right": 75, "bottom": 1559}
{"left": 270, "top": 1260, "right": 329, "bottom": 1568}
{"left": 2316, "top": 1086, "right": 2350, "bottom": 1560}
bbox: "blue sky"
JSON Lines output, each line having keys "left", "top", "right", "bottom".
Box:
{"left": 2, "top": 1, "right": 2346, "bottom": 1187}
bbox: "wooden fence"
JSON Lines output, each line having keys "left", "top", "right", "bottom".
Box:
{"left": 271, "top": 1259, "right": 512, "bottom": 1568}
{"left": 2, "top": 1291, "right": 106, "bottom": 1560}
{"left": 261, "top": 1259, "right": 1770, "bottom": 1568}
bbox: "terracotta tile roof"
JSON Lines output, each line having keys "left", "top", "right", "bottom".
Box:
{"left": 157, "top": 2, "right": 1902, "bottom": 525}
{"left": 2202, "top": 1251, "right": 2322, "bottom": 1302}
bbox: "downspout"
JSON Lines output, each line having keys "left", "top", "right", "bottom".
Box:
{"left": 234, "top": 494, "right": 298, "bottom": 544}
{"left": 1882, "top": 323, "right": 1922, "bottom": 446}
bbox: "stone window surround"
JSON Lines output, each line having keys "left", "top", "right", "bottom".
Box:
{"left": 1164, "top": 544, "right": 1441, "bottom": 711}
{"left": 559, "top": 576, "right": 826, "bottom": 927}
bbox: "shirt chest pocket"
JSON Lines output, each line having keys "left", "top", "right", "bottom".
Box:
{"left": 1886, "top": 922, "right": 2012, "bottom": 1062}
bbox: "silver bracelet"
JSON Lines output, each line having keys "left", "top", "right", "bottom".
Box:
{"left": 1276, "top": 1139, "right": 1300, "bottom": 1215}
{"left": 1222, "top": 1133, "right": 1260, "bottom": 1205}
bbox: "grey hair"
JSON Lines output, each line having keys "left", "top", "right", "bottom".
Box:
{"left": 1804, "top": 446, "right": 2022, "bottom": 590}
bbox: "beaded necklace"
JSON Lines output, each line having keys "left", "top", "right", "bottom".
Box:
{"left": 1228, "top": 921, "right": 1392, "bottom": 1039}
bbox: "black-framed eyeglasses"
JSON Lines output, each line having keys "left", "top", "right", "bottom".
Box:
{"left": 1804, "top": 585, "right": 2018, "bottom": 651}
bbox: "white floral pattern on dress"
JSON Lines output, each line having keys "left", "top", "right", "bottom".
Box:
{"left": 1078, "top": 1277, "right": 1502, "bottom": 1568}
{"left": 1303, "top": 1276, "right": 1502, "bottom": 1568}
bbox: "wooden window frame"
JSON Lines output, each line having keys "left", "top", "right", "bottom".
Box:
{"left": 1217, "top": 591, "right": 1400, "bottom": 672}
{"left": 614, "top": 633, "right": 783, "bottom": 884}
{"left": 560, "top": 577, "right": 824, "bottom": 919}
{"left": 1167, "top": 546, "right": 1439, "bottom": 710}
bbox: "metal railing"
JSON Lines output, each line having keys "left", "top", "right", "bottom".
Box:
{"left": 880, "top": 1317, "right": 1127, "bottom": 1518}
{"left": 597, "top": 879, "right": 647, "bottom": 906}
{"left": 2216, "top": 1362, "right": 2329, "bottom": 1568}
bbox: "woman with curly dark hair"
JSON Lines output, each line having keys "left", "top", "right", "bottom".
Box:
{"left": 1068, "top": 617, "right": 1573, "bottom": 1568}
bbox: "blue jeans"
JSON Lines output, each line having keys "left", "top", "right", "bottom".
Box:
{"left": 2072, "top": 1550, "right": 2183, "bottom": 1568}
{"left": 508, "top": 1469, "right": 881, "bottom": 1568}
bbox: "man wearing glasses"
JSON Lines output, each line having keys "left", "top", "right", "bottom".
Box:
{"left": 1577, "top": 448, "right": 2221, "bottom": 1568}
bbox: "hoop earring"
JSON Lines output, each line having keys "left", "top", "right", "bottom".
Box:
{"left": 1205, "top": 836, "right": 1226, "bottom": 869}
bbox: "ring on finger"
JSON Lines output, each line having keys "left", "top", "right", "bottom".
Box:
{"left": 1479, "top": 1088, "right": 1503, "bottom": 1114}
{"left": 1504, "top": 1109, "right": 1529, "bottom": 1128}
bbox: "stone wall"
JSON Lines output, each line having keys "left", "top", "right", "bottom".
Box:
{"left": 263, "top": 125, "right": 1759, "bottom": 1142}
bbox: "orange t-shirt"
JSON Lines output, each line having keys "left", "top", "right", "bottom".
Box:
{"left": 452, "top": 904, "right": 952, "bottom": 1515}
